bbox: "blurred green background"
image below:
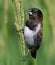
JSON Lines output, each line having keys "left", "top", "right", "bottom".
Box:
{"left": 0, "top": 0, "right": 55, "bottom": 65}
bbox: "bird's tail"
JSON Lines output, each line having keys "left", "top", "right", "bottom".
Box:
{"left": 31, "top": 48, "right": 36, "bottom": 58}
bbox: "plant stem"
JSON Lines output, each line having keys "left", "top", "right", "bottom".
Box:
{"left": 14, "top": 0, "right": 25, "bottom": 57}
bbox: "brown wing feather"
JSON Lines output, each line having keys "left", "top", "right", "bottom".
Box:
{"left": 36, "top": 29, "right": 42, "bottom": 50}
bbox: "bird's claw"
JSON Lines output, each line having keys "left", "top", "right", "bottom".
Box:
{"left": 21, "top": 56, "right": 27, "bottom": 61}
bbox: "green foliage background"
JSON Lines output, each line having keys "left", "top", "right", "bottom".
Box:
{"left": 0, "top": 0, "right": 55, "bottom": 65}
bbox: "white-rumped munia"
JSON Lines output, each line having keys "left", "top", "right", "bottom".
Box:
{"left": 21, "top": 8, "right": 43, "bottom": 61}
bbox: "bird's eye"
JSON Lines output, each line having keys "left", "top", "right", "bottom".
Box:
{"left": 34, "top": 11, "right": 36, "bottom": 13}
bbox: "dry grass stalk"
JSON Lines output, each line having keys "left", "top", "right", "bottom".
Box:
{"left": 14, "top": 0, "right": 25, "bottom": 56}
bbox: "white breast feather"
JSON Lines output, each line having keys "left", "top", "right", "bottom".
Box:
{"left": 24, "top": 24, "right": 41, "bottom": 46}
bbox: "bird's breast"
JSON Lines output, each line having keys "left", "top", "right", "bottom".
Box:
{"left": 24, "top": 26, "right": 34, "bottom": 46}
{"left": 23, "top": 24, "right": 42, "bottom": 47}
{"left": 24, "top": 26, "right": 34, "bottom": 37}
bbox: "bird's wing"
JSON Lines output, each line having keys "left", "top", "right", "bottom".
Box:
{"left": 33, "top": 29, "right": 42, "bottom": 50}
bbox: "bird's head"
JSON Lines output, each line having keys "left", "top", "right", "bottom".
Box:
{"left": 28, "top": 8, "right": 43, "bottom": 20}
{"left": 28, "top": 8, "right": 38, "bottom": 15}
{"left": 26, "top": 8, "right": 43, "bottom": 30}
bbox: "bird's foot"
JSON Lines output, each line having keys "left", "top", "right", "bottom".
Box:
{"left": 21, "top": 55, "right": 27, "bottom": 61}
{"left": 20, "top": 49, "right": 30, "bottom": 61}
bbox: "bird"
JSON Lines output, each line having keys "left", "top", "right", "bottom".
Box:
{"left": 21, "top": 8, "right": 43, "bottom": 61}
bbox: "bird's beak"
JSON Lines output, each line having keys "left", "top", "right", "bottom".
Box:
{"left": 28, "top": 12, "right": 32, "bottom": 15}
